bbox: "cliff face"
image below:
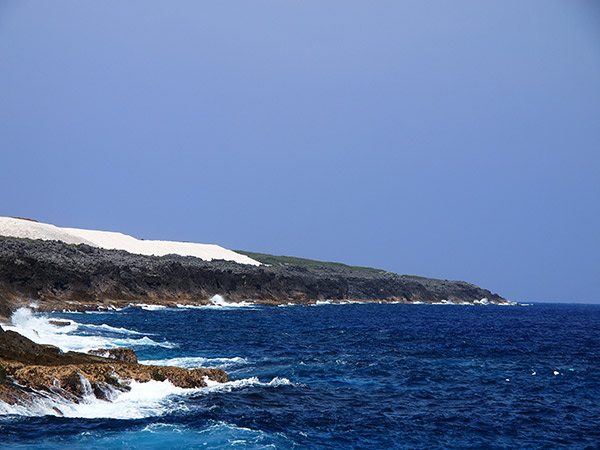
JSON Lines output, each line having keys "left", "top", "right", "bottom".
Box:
{"left": 0, "top": 236, "right": 508, "bottom": 315}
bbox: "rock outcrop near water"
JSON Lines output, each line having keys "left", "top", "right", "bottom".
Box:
{"left": 88, "top": 348, "right": 138, "bottom": 364}
{"left": 0, "top": 236, "right": 508, "bottom": 316}
{"left": 0, "top": 326, "right": 228, "bottom": 407}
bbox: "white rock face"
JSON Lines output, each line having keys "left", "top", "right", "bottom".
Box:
{"left": 0, "top": 217, "right": 261, "bottom": 266}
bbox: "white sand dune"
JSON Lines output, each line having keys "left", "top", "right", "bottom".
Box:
{"left": 0, "top": 217, "right": 260, "bottom": 266}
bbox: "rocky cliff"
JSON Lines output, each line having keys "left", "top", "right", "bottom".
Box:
{"left": 0, "top": 236, "right": 508, "bottom": 316}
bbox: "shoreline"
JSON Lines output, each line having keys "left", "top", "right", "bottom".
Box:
{"left": 0, "top": 235, "right": 511, "bottom": 320}
{"left": 0, "top": 296, "right": 517, "bottom": 322}
{"left": 0, "top": 317, "right": 228, "bottom": 411}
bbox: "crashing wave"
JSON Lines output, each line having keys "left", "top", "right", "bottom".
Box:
{"left": 2, "top": 308, "right": 173, "bottom": 353}
{"left": 140, "top": 356, "right": 248, "bottom": 370}
{"left": 208, "top": 295, "right": 255, "bottom": 308}
{"left": 0, "top": 375, "right": 294, "bottom": 418}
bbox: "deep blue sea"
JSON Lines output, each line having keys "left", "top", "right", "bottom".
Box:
{"left": 1, "top": 302, "right": 600, "bottom": 449}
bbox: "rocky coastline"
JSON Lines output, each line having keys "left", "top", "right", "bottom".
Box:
{"left": 0, "top": 325, "right": 228, "bottom": 409}
{"left": 0, "top": 235, "right": 510, "bottom": 411}
{"left": 0, "top": 236, "right": 509, "bottom": 318}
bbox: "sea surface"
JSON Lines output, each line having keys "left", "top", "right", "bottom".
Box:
{"left": 1, "top": 302, "right": 599, "bottom": 449}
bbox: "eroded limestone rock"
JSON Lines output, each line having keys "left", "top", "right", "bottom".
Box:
{"left": 0, "top": 327, "right": 228, "bottom": 406}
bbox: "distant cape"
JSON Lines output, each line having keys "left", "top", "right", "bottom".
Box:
{"left": 0, "top": 220, "right": 512, "bottom": 318}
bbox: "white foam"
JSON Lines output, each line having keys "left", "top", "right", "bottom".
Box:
{"left": 0, "top": 307, "right": 291, "bottom": 419}
{"left": 202, "top": 376, "right": 294, "bottom": 392}
{"left": 134, "top": 304, "right": 169, "bottom": 311}
{"left": 0, "top": 379, "right": 195, "bottom": 419}
{"left": 0, "top": 217, "right": 260, "bottom": 266}
{"left": 140, "top": 356, "right": 248, "bottom": 370}
{"left": 3, "top": 308, "right": 172, "bottom": 353}
{"left": 0, "top": 376, "right": 293, "bottom": 418}
{"left": 430, "top": 300, "right": 471, "bottom": 305}
{"left": 312, "top": 300, "right": 355, "bottom": 306}
{"left": 79, "top": 323, "right": 145, "bottom": 335}
{"left": 208, "top": 295, "right": 254, "bottom": 308}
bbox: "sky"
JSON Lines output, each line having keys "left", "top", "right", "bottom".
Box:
{"left": 1, "top": 1, "right": 599, "bottom": 303}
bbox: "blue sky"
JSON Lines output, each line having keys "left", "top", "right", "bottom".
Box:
{"left": 1, "top": 1, "right": 599, "bottom": 303}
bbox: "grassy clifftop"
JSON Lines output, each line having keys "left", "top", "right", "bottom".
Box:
{"left": 235, "top": 250, "right": 456, "bottom": 284}
{"left": 235, "top": 250, "right": 394, "bottom": 275}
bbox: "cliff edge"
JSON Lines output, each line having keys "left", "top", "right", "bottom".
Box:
{"left": 0, "top": 236, "right": 509, "bottom": 317}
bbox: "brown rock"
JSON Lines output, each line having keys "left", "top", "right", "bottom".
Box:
{"left": 88, "top": 348, "right": 138, "bottom": 364}
{"left": 0, "top": 328, "right": 229, "bottom": 406}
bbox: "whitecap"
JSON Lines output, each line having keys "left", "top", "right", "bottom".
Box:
{"left": 134, "top": 304, "right": 169, "bottom": 311}
{"left": 202, "top": 376, "right": 294, "bottom": 392}
{"left": 207, "top": 295, "right": 255, "bottom": 308}
{"left": 0, "top": 379, "right": 194, "bottom": 419}
{"left": 2, "top": 308, "right": 173, "bottom": 353}
{"left": 78, "top": 323, "right": 145, "bottom": 335}
{"left": 313, "top": 300, "right": 332, "bottom": 306}
{"left": 0, "top": 376, "right": 293, "bottom": 418}
{"left": 69, "top": 422, "right": 289, "bottom": 448}
{"left": 140, "top": 356, "right": 248, "bottom": 370}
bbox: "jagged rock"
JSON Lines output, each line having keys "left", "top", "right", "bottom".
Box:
{"left": 89, "top": 348, "right": 138, "bottom": 364}
{"left": 0, "top": 327, "right": 228, "bottom": 406}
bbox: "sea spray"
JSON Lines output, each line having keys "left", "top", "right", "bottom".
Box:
{"left": 77, "top": 373, "right": 95, "bottom": 402}
{"left": 0, "top": 379, "right": 196, "bottom": 419}
{"left": 0, "top": 376, "right": 294, "bottom": 419}
{"left": 3, "top": 308, "right": 173, "bottom": 353}
{"left": 209, "top": 295, "right": 254, "bottom": 308}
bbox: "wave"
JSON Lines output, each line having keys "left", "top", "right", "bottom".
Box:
{"left": 76, "top": 297, "right": 258, "bottom": 313}
{"left": 133, "top": 304, "right": 169, "bottom": 311}
{"left": 172, "top": 295, "right": 256, "bottom": 309}
{"left": 312, "top": 300, "right": 355, "bottom": 306}
{"left": 0, "top": 308, "right": 292, "bottom": 420}
{"left": 0, "top": 376, "right": 294, "bottom": 419}
{"left": 0, "top": 379, "right": 195, "bottom": 419}
{"left": 2, "top": 308, "right": 173, "bottom": 353}
{"left": 140, "top": 356, "right": 248, "bottom": 370}
{"left": 208, "top": 294, "right": 255, "bottom": 308}
{"left": 202, "top": 376, "right": 294, "bottom": 392}
{"left": 78, "top": 323, "right": 145, "bottom": 335}
{"left": 2, "top": 422, "right": 292, "bottom": 448}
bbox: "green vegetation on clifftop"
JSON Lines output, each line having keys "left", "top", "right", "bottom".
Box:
{"left": 236, "top": 250, "right": 453, "bottom": 284}
{"left": 235, "top": 250, "right": 391, "bottom": 275}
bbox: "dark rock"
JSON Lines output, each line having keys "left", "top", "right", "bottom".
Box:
{"left": 0, "top": 236, "right": 509, "bottom": 314}
{"left": 0, "top": 327, "right": 228, "bottom": 405}
{"left": 89, "top": 348, "right": 138, "bottom": 364}
{"left": 48, "top": 320, "right": 71, "bottom": 327}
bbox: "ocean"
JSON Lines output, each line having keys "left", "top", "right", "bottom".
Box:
{"left": 1, "top": 302, "right": 599, "bottom": 449}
